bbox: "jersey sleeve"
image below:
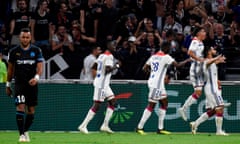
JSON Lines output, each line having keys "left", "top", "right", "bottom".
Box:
{"left": 188, "top": 39, "right": 198, "bottom": 52}
{"left": 36, "top": 48, "right": 44, "bottom": 62}
{"left": 105, "top": 55, "right": 113, "bottom": 67}
{"left": 8, "top": 49, "right": 15, "bottom": 63}
{"left": 166, "top": 55, "right": 175, "bottom": 65}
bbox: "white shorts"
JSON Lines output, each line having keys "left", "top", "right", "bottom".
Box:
{"left": 204, "top": 86, "right": 224, "bottom": 109}
{"left": 148, "top": 87, "right": 167, "bottom": 103}
{"left": 93, "top": 86, "right": 114, "bottom": 102}
{"left": 190, "top": 62, "right": 204, "bottom": 89}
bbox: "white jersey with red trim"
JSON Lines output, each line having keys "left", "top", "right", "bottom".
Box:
{"left": 203, "top": 59, "right": 224, "bottom": 108}
{"left": 189, "top": 37, "right": 204, "bottom": 61}
{"left": 146, "top": 51, "right": 174, "bottom": 89}
{"left": 93, "top": 51, "right": 114, "bottom": 88}
{"left": 189, "top": 37, "right": 204, "bottom": 78}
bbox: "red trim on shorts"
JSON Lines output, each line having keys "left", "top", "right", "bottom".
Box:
{"left": 160, "top": 106, "right": 167, "bottom": 110}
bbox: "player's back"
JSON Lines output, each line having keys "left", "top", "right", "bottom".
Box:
{"left": 147, "top": 51, "right": 174, "bottom": 89}
{"left": 93, "top": 51, "right": 114, "bottom": 88}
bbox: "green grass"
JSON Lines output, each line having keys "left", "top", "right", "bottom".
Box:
{"left": 0, "top": 131, "right": 240, "bottom": 144}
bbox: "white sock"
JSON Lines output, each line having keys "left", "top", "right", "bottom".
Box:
{"left": 102, "top": 107, "right": 114, "bottom": 127}
{"left": 182, "top": 95, "right": 197, "bottom": 110}
{"left": 215, "top": 116, "right": 223, "bottom": 133}
{"left": 195, "top": 112, "right": 209, "bottom": 128}
{"left": 158, "top": 109, "right": 166, "bottom": 130}
{"left": 80, "top": 109, "right": 96, "bottom": 127}
{"left": 137, "top": 108, "right": 152, "bottom": 129}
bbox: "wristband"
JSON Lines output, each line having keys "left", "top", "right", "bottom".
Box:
{"left": 34, "top": 74, "right": 40, "bottom": 81}
{"left": 6, "top": 81, "right": 11, "bottom": 87}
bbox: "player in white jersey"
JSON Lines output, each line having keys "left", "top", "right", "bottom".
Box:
{"left": 80, "top": 46, "right": 102, "bottom": 80}
{"left": 78, "top": 41, "right": 119, "bottom": 134}
{"left": 178, "top": 26, "right": 206, "bottom": 121}
{"left": 136, "top": 42, "right": 190, "bottom": 135}
{"left": 190, "top": 46, "right": 229, "bottom": 136}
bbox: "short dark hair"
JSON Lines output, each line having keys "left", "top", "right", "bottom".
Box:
{"left": 20, "top": 27, "right": 31, "bottom": 33}
{"left": 161, "top": 42, "right": 171, "bottom": 54}
{"left": 192, "top": 26, "right": 203, "bottom": 36}
{"left": 203, "top": 46, "right": 211, "bottom": 58}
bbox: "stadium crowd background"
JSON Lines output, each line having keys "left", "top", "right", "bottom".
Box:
{"left": 0, "top": 0, "right": 240, "bottom": 81}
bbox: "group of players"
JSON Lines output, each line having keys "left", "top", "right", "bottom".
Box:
{"left": 5, "top": 26, "right": 229, "bottom": 142}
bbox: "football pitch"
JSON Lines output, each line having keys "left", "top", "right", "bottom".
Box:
{"left": 0, "top": 131, "right": 240, "bottom": 144}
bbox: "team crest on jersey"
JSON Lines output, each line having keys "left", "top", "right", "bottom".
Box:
{"left": 30, "top": 52, "right": 35, "bottom": 57}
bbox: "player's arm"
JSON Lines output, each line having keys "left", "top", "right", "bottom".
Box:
{"left": 91, "top": 62, "right": 97, "bottom": 78}
{"left": 172, "top": 58, "right": 191, "bottom": 68}
{"left": 105, "top": 64, "right": 120, "bottom": 75}
{"left": 142, "top": 64, "right": 150, "bottom": 74}
{"left": 188, "top": 50, "right": 204, "bottom": 62}
{"left": 6, "top": 62, "right": 14, "bottom": 96}
{"left": 206, "top": 55, "right": 225, "bottom": 68}
{"left": 29, "top": 61, "right": 43, "bottom": 86}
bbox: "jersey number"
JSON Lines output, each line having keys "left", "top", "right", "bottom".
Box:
{"left": 16, "top": 95, "right": 26, "bottom": 104}
{"left": 152, "top": 62, "right": 159, "bottom": 72}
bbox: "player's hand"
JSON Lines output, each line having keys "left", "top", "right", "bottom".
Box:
{"left": 6, "top": 87, "right": 12, "bottom": 97}
{"left": 29, "top": 78, "right": 38, "bottom": 86}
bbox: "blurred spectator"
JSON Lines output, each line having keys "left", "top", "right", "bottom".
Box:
{"left": 51, "top": 24, "right": 74, "bottom": 55}
{"left": 135, "top": 18, "right": 158, "bottom": 37}
{"left": 11, "top": 0, "right": 39, "bottom": 12}
{"left": 53, "top": 2, "right": 74, "bottom": 30}
{"left": 213, "top": 23, "right": 232, "bottom": 80}
{"left": 71, "top": 21, "right": 96, "bottom": 58}
{"left": 68, "top": 0, "right": 81, "bottom": 22}
{"left": 154, "top": 0, "right": 165, "bottom": 33}
{"left": 97, "top": 0, "right": 119, "bottom": 47}
{"left": 0, "top": 22, "right": 8, "bottom": 55}
{"left": 114, "top": 15, "right": 134, "bottom": 46}
{"left": 80, "top": 46, "right": 102, "bottom": 80}
{"left": 0, "top": 52, "right": 7, "bottom": 83}
{"left": 9, "top": 0, "right": 33, "bottom": 47}
{"left": 117, "top": 36, "right": 144, "bottom": 79}
{"left": 31, "top": 0, "right": 53, "bottom": 59}
{"left": 213, "top": 4, "right": 233, "bottom": 33}
{"left": 163, "top": 12, "right": 183, "bottom": 35}
{"left": 183, "top": 14, "right": 200, "bottom": 36}
{"left": 173, "top": 0, "right": 188, "bottom": 27}
{"left": 79, "top": 0, "right": 101, "bottom": 37}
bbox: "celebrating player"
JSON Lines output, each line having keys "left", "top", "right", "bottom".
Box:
{"left": 6, "top": 28, "right": 44, "bottom": 142}
{"left": 190, "top": 46, "right": 228, "bottom": 136}
{"left": 178, "top": 26, "right": 206, "bottom": 121}
{"left": 136, "top": 42, "right": 190, "bottom": 135}
{"left": 78, "top": 41, "right": 119, "bottom": 134}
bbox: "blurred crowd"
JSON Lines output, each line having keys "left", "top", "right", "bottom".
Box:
{"left": 0, "top": 0, "right": 240, "bottom": 80}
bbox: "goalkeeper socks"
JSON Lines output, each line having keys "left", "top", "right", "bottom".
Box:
{"left": 158, "top": 108, "right": 166, "bottom": 130}
{"left": 24, "top": 114, "right": 34, "bottom": 132}
{"left": 137, "top": 107, "right": 152, "bottom": 129}
{"left": 16, "top": 111, "right": 25, "bottom": 135}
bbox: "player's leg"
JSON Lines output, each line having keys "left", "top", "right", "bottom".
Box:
{"left": 157, "top": 97, "right": 171, "bottom": 134}
{"left": 14, "top": 84, "right": 27, "bottom": 142}
{"left": 23, "top": 106, "right": 35, "bottom": 142}
{"left": 190, "top": 108, "right": 215, "bottom": 134}
{"left": 78, "top": 101, "right": 101, "bottom": 134}
{"left": 100, "top": 87, "right": 115, "bottom": 133}
{"left": 215, "top": 106, "right": 228, "bottom": 135}
{"left": 136, "top": 101, "right": 156, "bottom": 135}
{"left": 178, "top": 75, "right": 203, "bottom": 121}
{"left": 78, "top": 87, "right": 103, "bottom": 134}
{"left": 100, "top": 98, "right": 115, "bottom": 133}
{"left": 16, "top": 104, "right": 26, "bottom": 142}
